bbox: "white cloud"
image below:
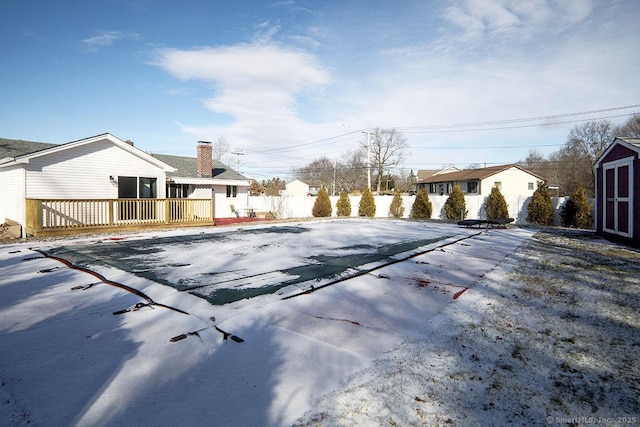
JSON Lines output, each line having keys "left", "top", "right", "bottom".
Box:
{"left": 154, "top": 44, "right": 328, "bottom": 119}
{"left": 82, "top": 31, "right": 141, "bottom": 52}
{"left": 153, "top": 43, "right": 331, "bottom": 161}
{"left": 442, "top": 0, "right": 594, "bottom": 42}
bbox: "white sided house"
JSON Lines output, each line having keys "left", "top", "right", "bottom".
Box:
{"left": 416, "top": 164, "right": 546, "bottom": 197}
{"left": 0, "top": 133, "right": 175, "bottom": 234}
{"left": 284, "top": 179, "right": 323, "bottom": 196}
{"left": 0, "top": 134, "right": 250, "bottom": 236}
{"left": 151, "top": 141, "right": 251, "bottom": 219}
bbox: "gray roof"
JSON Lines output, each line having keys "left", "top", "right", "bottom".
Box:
{"left": 418, "top": 164, "right": 546, "bottom": 184}
{"left": 151, "top": 153, "right": 248, "bottom": 180}
{"left": 0, "top": 138, "right": 57, "bottom": 159}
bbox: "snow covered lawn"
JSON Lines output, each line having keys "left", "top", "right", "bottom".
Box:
{"left": 296, "top": 229, "right": 640, "bottom": 426}
{"left": 0, "top": 220, "right": 638, "bottom": 426}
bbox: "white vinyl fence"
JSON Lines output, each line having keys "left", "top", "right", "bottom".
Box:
{"left": 248, "top": 195, "right": 593, "bottom": 226}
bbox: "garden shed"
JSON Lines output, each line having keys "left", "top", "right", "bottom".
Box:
{"left": 594, "top": 137, "right": 640, "bottom": 242}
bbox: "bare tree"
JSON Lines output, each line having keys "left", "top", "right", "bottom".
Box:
{"left": 212, "top": 136, "right": 230, "bottom": 162}
{"left": 465, "top": 163, "right": 483, "bottom": 169}
{"left": 293, "top": 156, "right": 335, "bottom": 188}
{"left": 567, "top": 120, "right": 613, "bottom": 164}
{"left": 261, "top": 177, "right": 286, "bottom": 196}
{"left": 337, "top": 150, "right": 366, "bottom": 193}
{"left": 565, "top": 120, "right": 614, "bottom": 195}
{"left": 519, "top": 149, "right": 546, "bottom": 171}
{"left": 614, "top": 113, "right": 640, "bottom": 138}
{"left": 361, "top": 128, "right": 409, "bottom": 192}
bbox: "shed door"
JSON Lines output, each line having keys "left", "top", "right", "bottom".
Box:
{"left": 603, "top": 158, "right": 633, "bottom": 238}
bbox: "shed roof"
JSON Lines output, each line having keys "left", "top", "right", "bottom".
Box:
{"left": 417, "top": 164, "right": 545, "bottom": 184}
{"left": 594, "top": 137, "right": 640, "bottom": 168}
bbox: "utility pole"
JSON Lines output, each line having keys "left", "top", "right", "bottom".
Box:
{"left": 360, "top": 130, "right": 372, "bottom": 191}
{"left": 230, "top": 150, "right": 245, "bottom": 173}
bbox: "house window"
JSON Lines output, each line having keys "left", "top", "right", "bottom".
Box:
{"left": 494, "top": 182, "right": 502, "bottom": 190}
{"left": 168, "top": 183, "right": 190, "bottom": 198}
{"left": 467, "top": 181, "right": 478, "bottom": 193}
{"left": 118, "top": 176, "right": 156, "bottom": 198}
{"left": 446, "top": 183, "right": 453, "bottom": 194}
{"left": 226, "top": 185, "right": 237, "bottom": 198}
{"left": 139, "top": 177, "right": 157, "bottom": 199}
{"left": 429, "top": 184, "right": 437, "bottom": 194}
{"left": 528, "top": 182, "right": 534, "bottom": 190}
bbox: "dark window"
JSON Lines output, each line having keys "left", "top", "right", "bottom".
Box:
{"left": 118, "top": 176, "right": 137, "bottom": 198}
{"left": 226, "top": 185, "right": 237, "bottom": 198}
{"left": 429, "top": 184, "right": 437, "bottom": 193}
{"left": 467, "top": 182, "right": 478, "bottom": 193}
{"left": 168, "top": 183, "right": 189, "bottom": 198}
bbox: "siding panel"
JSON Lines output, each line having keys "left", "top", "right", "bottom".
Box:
{"left": 0, "top": 166, "right": 25, "bottom": 224}
{"left": 25, "top": 140, "right": 167, "bottom": 199}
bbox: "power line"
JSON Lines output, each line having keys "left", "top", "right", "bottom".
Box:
{"left": 242, "top": 104, "right": 639, "bottom": 159}
{"left": 399, "top": 112, "right": 637, "bottom": 134}
{"left": 396, "top": 104, "right": 640, "bottom": 131}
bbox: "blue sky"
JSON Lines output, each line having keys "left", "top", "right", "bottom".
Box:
{"left": 2, "top": 0, "right": 639, "bottom": 179}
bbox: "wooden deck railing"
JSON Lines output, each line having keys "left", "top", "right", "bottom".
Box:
{"left": 25, "top": 198, "right": 213, "bottom": 236}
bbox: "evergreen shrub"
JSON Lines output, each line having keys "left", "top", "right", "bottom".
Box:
{"left": 444, "top": 184, "right": 467, "bottom": 220}
{"left": 527, "top": 184, "right": 554, "bottom": 225}
{"left": 312, "top": 186, "right": 332, "bottom": 217}
{"left": 486, "top": 186, "right": 509, "bottom": 219}
{"left": 389, "top": 191, "right": 405, "bottom": 218}
{"left": 358, "top": 188, "right": 376, "bottom": 217}
{"left": 560, "top": 185, "right": 593, "bottom": 229}
{"left": 336, "top": 192, "right": 352, "bottom": 217}
{"left": 411, "top": 189, "right": 432, "bottom": 219}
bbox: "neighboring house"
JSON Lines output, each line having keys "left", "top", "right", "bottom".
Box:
{"left": 417, "top": 164, "right": 546, "bottom": 197}
{"left": 415, "top": 166, "right": 461, "bottom": 192}
{"left": 284, "top": 179, "right": 322, "bottom": 196}
{"left": 151, "top": 141, "right": 251, "bottom": 218}
{"left": 594, "top": 137, "right": 640, "bottom": 242}
{"left": 0, "top": 133, "right": 175, "bottom": 233}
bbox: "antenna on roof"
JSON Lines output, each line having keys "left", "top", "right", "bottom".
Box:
{"left": 230, "top": 150, "right": 245, "bottom": 173}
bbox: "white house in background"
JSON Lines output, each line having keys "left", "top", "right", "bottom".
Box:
{"left": 416, "top": 164, "right": 546, "bottom": 197}
{"left": 284, "top": 179, "right": 322, "bottom": 196}
{"left": 0, "top": 134, "right": 251, "bottom": 233}
{"left": 151, "top": 141, "right": 251, "bottom": 218}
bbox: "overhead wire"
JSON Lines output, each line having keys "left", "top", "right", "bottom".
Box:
{"left": 235, "top": 104, "right": 640, "bottom": 176}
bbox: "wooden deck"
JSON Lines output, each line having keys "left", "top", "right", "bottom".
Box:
{"left": 25, "top": 198, "right": 214, "bottom": 236}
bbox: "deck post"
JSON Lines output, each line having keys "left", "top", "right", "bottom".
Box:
{"left": 108, "top": 200, "right": 115, "bottom": 226}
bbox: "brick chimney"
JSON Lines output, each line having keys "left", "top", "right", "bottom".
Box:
{"left": 197, "top": 141, "right": 213, "bottom": 177}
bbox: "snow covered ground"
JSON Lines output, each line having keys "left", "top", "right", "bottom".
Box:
{"left": 0, "top": 220, "right": 638, "bottom": 426}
